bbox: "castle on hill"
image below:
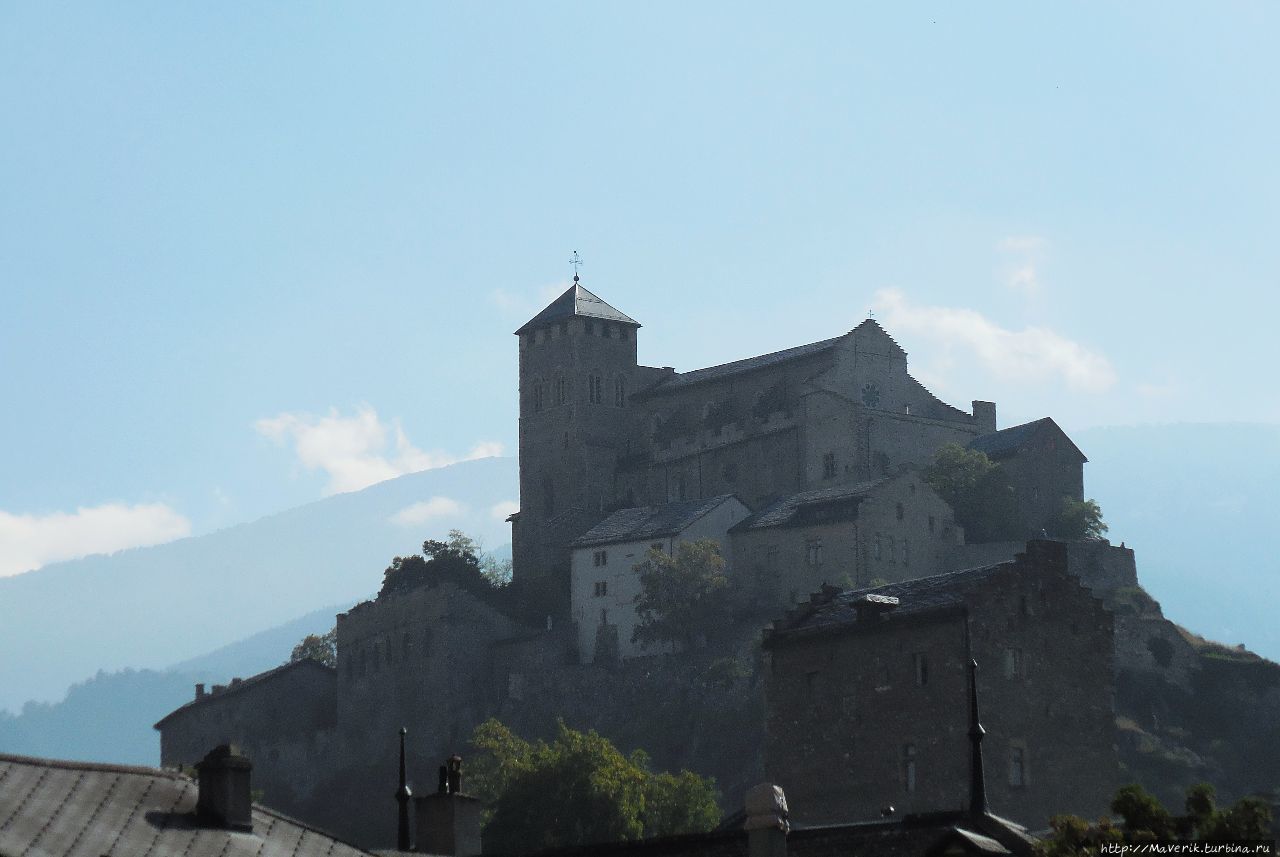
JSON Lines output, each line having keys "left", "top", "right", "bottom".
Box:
{"left": 156, "top": 278, "right": 1133, "bottom": 848}
{"left": 511, "top": 278, "right": 1079, "bottom": 603}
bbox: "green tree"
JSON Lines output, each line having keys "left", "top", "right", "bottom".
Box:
{"left": 923, "top": 444, "right": 1023, "bottom": 542}
{"left": 1111, "top": 784, "right": 1174, "bottom": 840}
{"left": 469, "top": 718, "right": 720, "bottom": 852}
{"left": 289, "top": 628, "right": 337, "bottom": 668}
{"left": 1036, "top": 783, "right": 1274, "bottom": 855}
{"left": 1050, "top": 498, "right": 1109, "bottom": 540}
{"left": 632, "top": 539, "right": 730, "bottom": 652}
{"left": 379, "top": 530, "right": 508, "bottom": 598}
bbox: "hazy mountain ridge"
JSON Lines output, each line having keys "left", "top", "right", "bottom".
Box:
{"left": 0, "top": 456, "right": 519, "bottom": 713}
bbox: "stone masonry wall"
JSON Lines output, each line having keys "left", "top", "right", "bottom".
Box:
{"left": 765, "top": 544, "right": 1118, "bottom": 828}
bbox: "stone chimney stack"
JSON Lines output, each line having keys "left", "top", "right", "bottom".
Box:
{"left": 744, "top": 783, "right": 789, "bottom": 857}
{"left": 196, "top": 744, "right": 253, "bottom": 831}
{"left": 414, "top": 755, "right": 481, "bottom": 856}
{"left": 194, "top": 683, "right": 205, "bottom": 700}
{"left": 972, "top": 400, "right": 996, "bottom": 435}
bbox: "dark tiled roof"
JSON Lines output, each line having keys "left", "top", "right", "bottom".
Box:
{"left": 0, "top": 752, "right": 375, "bottom": 857}
{"left": 494, "top": 811, "right": 1034, "bottom": 857}
{"left": 570, "top": 496, "right": 741, "bottom": 547}
{"left": 765, "top": 562, "right": 1010, "bottom": 643}
{"left": 515, "top": 283, "right": 640, "bottom": 334}
{"left": 153, "top": 658, "right": 334, "bottom": 729}
{"left": 635, "top": 337, "right": 842, "bottom": 397}
{"left": 731, "top": 478, "right": 888, "bottom": 531}
{"left": 967, "top": 417, "right": 1086, "bottom": 462}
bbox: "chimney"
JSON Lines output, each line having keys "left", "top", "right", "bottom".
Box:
{"left": 194, "top": 683, "right": 206, "bottom": 700}
{"left": 196, "top": 744, "right": 253, "bottom": 831}
{"left": 972, "top": 400, "right": 996, "bottom": 435}
{"left": 744, "top": 783, "right": 789, "bottom": 857}
{"left": 414, "top": 755, "right": 481, "bottom": 856}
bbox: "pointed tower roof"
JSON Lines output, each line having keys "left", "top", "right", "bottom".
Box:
{"left": 515, "top": 279, "right": 640, "bottom": 335}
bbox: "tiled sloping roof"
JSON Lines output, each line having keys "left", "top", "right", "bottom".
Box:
{"left": 496, "top": 812, "right": 1034, "bottom": 857}
{"left": 635, "top": 337, "right": 842, "bottom": 397}
{"left": 967, "top": 417, "right": 1086, "bottom": 462}
{"left": 767, "top": 563, "right": 1009, "bottom": 641}
{"left": 0, "top": 752, "right": 375, "bottom": 857}
{"left": 154, "top": 658, "right": 334, "bottom": 729}
{"left": 967, "top": 418, "right": 1050, "bottom": 457}
{"left": 570, "top": 496, "right": 740, "bottom": 547}
{"left": 515, "top": 284, "right": 640, "bottom": 334}
{"left": 731, "top": 479, "right": 887, "bottom": 532}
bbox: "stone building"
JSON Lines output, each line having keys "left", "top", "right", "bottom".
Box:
{"left": 155, "top": 281, "right": 1128, "bottom": 849}
{"left": 510, "top": 279, "right": 1000, "bottom": 613}
{"left": 763, "top": 540, "right": 1118, "bottom": 827}
{"left": 967, "top": 417, "right": 1086, "bottom": 536}
{"left": 569, "top": 494, "right": 750, "bottom": 663}
{"left": 729, "top": 471, "right": 962, "bottom": 612}
{"left": 154, "top": 659, "right": 338, "bottom": 800}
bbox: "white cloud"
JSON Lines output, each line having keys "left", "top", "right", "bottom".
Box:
{"left": 390, "top": 497, "right": 465, "bottom": 527}
{"left": 873, "top": 288, "right": 1117, "bottom": 393}
{"left": 0, "top": 503, "right": 191, "bottom": 578}
{"left": 998, "top": 235, "right": 1047, "bottom": 296}
{"left": 490, "top": 500, "right": 519, "bottom": 521}
{"left": 255, "top": 405, "right": 503, "bottom": 495}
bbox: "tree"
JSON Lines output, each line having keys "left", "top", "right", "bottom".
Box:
{"left": 923, "top": 444, "right": 1023, "bottom": 542}
{"left": 379, "top": 529, "right": 508, "bottom": 598}
{"left": 469, "top": 718, "right": 720, "bottom": 853}
{"left": 1036, "top": 783, "right": 1274, "bottom": 856}
{"left": 1050, "top": 498, "right": 1109, "bottom": 540}
{"left": 289, "top": 628, "right": 337, "bottom": 668}
{"left": 632, "top": 539, "right": 730, "bottom": 652}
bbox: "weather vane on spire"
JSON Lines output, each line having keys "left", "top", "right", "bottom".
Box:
{"left": 570, "top": 250, "right": 583, "bottom": 283}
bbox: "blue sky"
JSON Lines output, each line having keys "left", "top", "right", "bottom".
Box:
{"left": 1, "top": 3, "right": 1276, "bottom": 576}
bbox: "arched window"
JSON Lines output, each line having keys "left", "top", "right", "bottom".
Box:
{"left": 555, "top": 375, "right": 567, "bottom": 405}
{"left": 614, "top": 376, "right": 626, "bottom": 407}
{"left": 533, "top": 379, "right": 545, "bottom": 412}
{"left": 588, "top": 373, "right": 603, "bottom": 404}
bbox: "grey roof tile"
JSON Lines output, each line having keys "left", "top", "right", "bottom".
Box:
{"left": 767, "top": 562, "right": 1010, "bottom": 641}
{"left": 636, "top": 337, "right": 841, "bottom": 396}
{"left": 515, "top": 283, "right": 640, "bottom": 334}
{"left": 571, "top": 496, "right": 741, "bottom": 547}
{"left": 731, "top": 478, "right": 889, "bottom": 531}
{"left": 0, "top": 753, "right": 375, "bottom": 857}
{"left": 967, "top": 417, "right": 1086, "bottom": 462}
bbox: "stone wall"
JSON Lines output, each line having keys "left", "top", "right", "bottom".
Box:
{"left": 731, "top": 472, "right": 963, "bottom": 611}
{"left": 764, "top": 543, "right": 1119, "bottom": 827}
{"left": 157, "top": 660, "right": 336, "bottom": 768}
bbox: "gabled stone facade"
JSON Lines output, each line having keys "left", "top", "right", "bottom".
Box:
{"left": 763, "top": 540, "right": 1118, "bottom": 827}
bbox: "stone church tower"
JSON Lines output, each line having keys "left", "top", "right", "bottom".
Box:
{"left": 511, "top": 277, "right": 652, "bottom": 612}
